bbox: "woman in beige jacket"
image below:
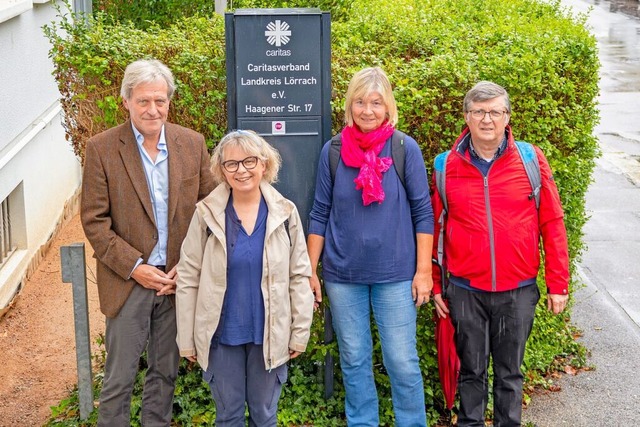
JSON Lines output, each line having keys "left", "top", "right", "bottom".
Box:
{"left": 176, "top": 130, "right": 314, "bottom": 426}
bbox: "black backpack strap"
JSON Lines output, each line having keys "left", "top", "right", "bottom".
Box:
{"left": 390, "top": 130, "right": 406, "bottom": 189}
{"left": 283, "top": 218, "right": 291, "bottom": 246}
{"left": 330, "top": 131, "right": 406, "bottom": 188}
{"left": 329, "top": 133, "right": 342, "bottom": 183}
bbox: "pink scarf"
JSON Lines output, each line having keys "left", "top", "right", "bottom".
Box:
{"left": 340, "top": 122, "right": 395, "bottom": 205}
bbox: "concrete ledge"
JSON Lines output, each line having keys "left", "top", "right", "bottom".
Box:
{"left": 0, "top": 187, "right": 81, "bottom": 318}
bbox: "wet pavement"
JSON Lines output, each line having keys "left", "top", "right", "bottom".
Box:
{"left": 522, "top": 0, "right": 640, "bottom": 425}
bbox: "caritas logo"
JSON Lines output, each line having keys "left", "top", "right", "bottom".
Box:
{"left": 272, "top": 121, "right": 286, "bottom": 135}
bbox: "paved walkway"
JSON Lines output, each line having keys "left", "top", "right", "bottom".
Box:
{"left": 523, "top": 0, "right": 640, "bottom": 427}
{"left": 522, "top": 0, "right": 640, "bottom": 424}
{"left": 522, "top": 136, "right": 640, "bottom": 426}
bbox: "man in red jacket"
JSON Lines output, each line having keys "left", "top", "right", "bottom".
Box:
{"left": 431, "top": 81, "right": 569, "bottom": 427}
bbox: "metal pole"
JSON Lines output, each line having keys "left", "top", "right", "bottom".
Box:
{"left": 72, "top": 0, "right": 92, "bottom": 25}
{"left": 215, "top": 0, "right": 227, "bottom": 15}
{"left": 323, "top": 305, "right": 334, "bottom": 399}
{"left": 60, "top": 243, "right": 94, "bottom": 420}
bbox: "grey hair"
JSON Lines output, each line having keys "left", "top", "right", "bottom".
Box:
{"left": 120, "top": 59, "right": 176, "bottom": 101}
{"left": 463, "top": 81, "right": 511, "bottom": 113}
{"left": 210, "top": 130, "right": 282, "bottom": 185}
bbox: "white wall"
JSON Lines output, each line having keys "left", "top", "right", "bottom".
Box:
{"left": 0, "top": 1, "right": 82, "bottom": 310}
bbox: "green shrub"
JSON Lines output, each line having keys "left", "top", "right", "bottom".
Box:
{"left": 44, "top": 5, "right": 227, "bottom": 160}
{"left": 93, "top": 0, "right": 354, "bottom": 28}
{"left": 93, "top": 0, "right": 216, "bottom": 29}
{"left": 45, "top": 0, "right": 598, "bottom": 424}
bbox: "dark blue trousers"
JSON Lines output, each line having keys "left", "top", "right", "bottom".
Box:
{"left": 204, "top": 341, "right": 287, "bottom": 427}
{"left": 448, "top": 284, "right": 540, "bottom": 427}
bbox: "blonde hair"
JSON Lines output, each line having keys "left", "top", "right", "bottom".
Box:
{"left": 210, "top": 130, "right": 282, "bottom": 185}
{"left": 344, "top": 67, "right": 398, "bottom": 127}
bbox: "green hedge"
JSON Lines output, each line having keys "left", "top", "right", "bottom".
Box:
{"left": 45, "top": 0, "right": 597, "bottom": 424}
{"left": 94, "top": 0, "right": 355, "bottom": 27}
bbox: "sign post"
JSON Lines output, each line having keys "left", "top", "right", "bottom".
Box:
{"left": 226, "top": 8, "right": 334, "bottom": 398}
{"left": 225, "top": 8, "right": 331, "bottom": 231}
{"left": 60, "top": 243, "right": 94, "bottom": 419}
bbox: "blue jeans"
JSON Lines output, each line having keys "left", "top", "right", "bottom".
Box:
{"left": 325, "top": 280, "right": 427, "bottom": 427}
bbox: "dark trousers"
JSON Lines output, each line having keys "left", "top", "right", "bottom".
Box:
{"left": 98, "top": 285, "right": 180, "bottom": 427}
{"left": 448, "top": 284, "right": 540, "bottom": 427}
{"left": 204, "top": 341, "right": 287, "bottom": 427}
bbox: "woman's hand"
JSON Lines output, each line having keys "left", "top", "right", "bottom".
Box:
{"left": 307, "top": 234, "right": 326, "bottom": 311}
{"left": 310, "top": 273, "right": 323, "bottom": 310}
{"left": 412, "top": 270, "right": 433, "bottom": 308}
{"left": 289, "top": 350, "right": 302, "bottom": 359}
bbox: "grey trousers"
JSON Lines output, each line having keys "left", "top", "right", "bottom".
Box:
{"left": 98, "top": 285, "right": 180, "bottom": 427}
{"left": 448, "top": 284, "right": 540, "bottom": 427}
{"left": 204, "top": 341, "right": 288, "bottom": 427}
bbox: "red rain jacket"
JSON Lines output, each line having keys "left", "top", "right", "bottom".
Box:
{"left": 431, "top": 126, "right": 569, "bottom": 295}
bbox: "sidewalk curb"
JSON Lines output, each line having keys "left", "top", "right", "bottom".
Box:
{"left": 597, "top": 151, "right": 640, "bottom": 186}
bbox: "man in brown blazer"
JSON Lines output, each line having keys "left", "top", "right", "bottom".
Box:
{"left": 81, "top": 59, "right": 214, "bottom": 426}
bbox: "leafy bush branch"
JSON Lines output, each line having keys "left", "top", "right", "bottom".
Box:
{"left": 45, "top": 0, "right": 598, "bottom": 424}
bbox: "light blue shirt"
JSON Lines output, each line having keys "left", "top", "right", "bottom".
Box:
{"left": 133, "top": 124, "right": 169, "bottom": 267}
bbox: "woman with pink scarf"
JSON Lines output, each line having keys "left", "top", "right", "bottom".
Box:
{"left": 307, "top": 67, "right": 434, "bottom": 426}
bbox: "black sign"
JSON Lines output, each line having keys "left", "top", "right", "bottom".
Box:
{"left": 234, "top": 12, "right": 322, "bottom": 124}
{"left": 226, "top": 9, "right": 331, "bottom": 235}
{"left": 226, "top": 10, "right": 334, "bottom": 399}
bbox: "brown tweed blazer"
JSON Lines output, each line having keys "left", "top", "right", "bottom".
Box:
{"left": 81, "top": 120, "right": 215, "bottom": 318}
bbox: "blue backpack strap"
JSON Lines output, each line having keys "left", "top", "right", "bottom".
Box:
{"left": 433, "top": 150, "right": 451, "bottom": 268}
{"left": 514, "top": 141, "right": 541, "bottom": 210}
{"left": 434, "top": 151, "right": 450, "bottom": 214}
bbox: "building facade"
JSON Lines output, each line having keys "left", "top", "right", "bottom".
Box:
{"left": 0, "top": 0, "right": 83, "bottom": 312}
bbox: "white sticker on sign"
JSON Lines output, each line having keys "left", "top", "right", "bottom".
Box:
{"left": 272, "top": 121, "right": 286, "bottom": 135}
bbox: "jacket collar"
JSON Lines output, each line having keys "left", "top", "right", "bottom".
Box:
{"left": 118, "top": 120, "right": 183, "bottom": 225}
{"left": 198, "top": 181, "right": 292, "bottom": 241}
{"left": 453, "top": 124, "right": 516, "bottom": 159}
{"left": 118, "top": 120, "right": 155, "bottom": 224}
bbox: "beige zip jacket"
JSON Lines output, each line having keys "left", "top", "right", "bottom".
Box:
{"left": 176, "top": 181, "right": 314, "bottom": 371}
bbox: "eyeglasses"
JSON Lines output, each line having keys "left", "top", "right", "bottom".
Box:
{"left": 222, "top": 156, "right": 259, "bottom": 173}
{"left": 468, "top": 109, "right": 508, "bottom": 120}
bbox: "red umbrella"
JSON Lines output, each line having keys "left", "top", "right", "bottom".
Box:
{"left": 432, "top": 258, "right": 459, "bottom": 410}
{"left": 435, "top": 301, "right": 459, "bottom": 410}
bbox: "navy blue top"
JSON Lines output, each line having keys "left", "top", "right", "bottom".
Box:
{"left": 465, "top": 132, "right": 508, "bottom": 176}
{"left": 216, "top": 194, "right": 267, "bottom": 345}
{"left": 308, "top": 134, "right": 434, "bottom": 284}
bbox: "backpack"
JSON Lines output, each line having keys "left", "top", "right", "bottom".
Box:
{"left": 433, "top": 140, "right": 541, "bottom": 278}
{"left": 329, "top": 130, "right": 407, "bottom": 188}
